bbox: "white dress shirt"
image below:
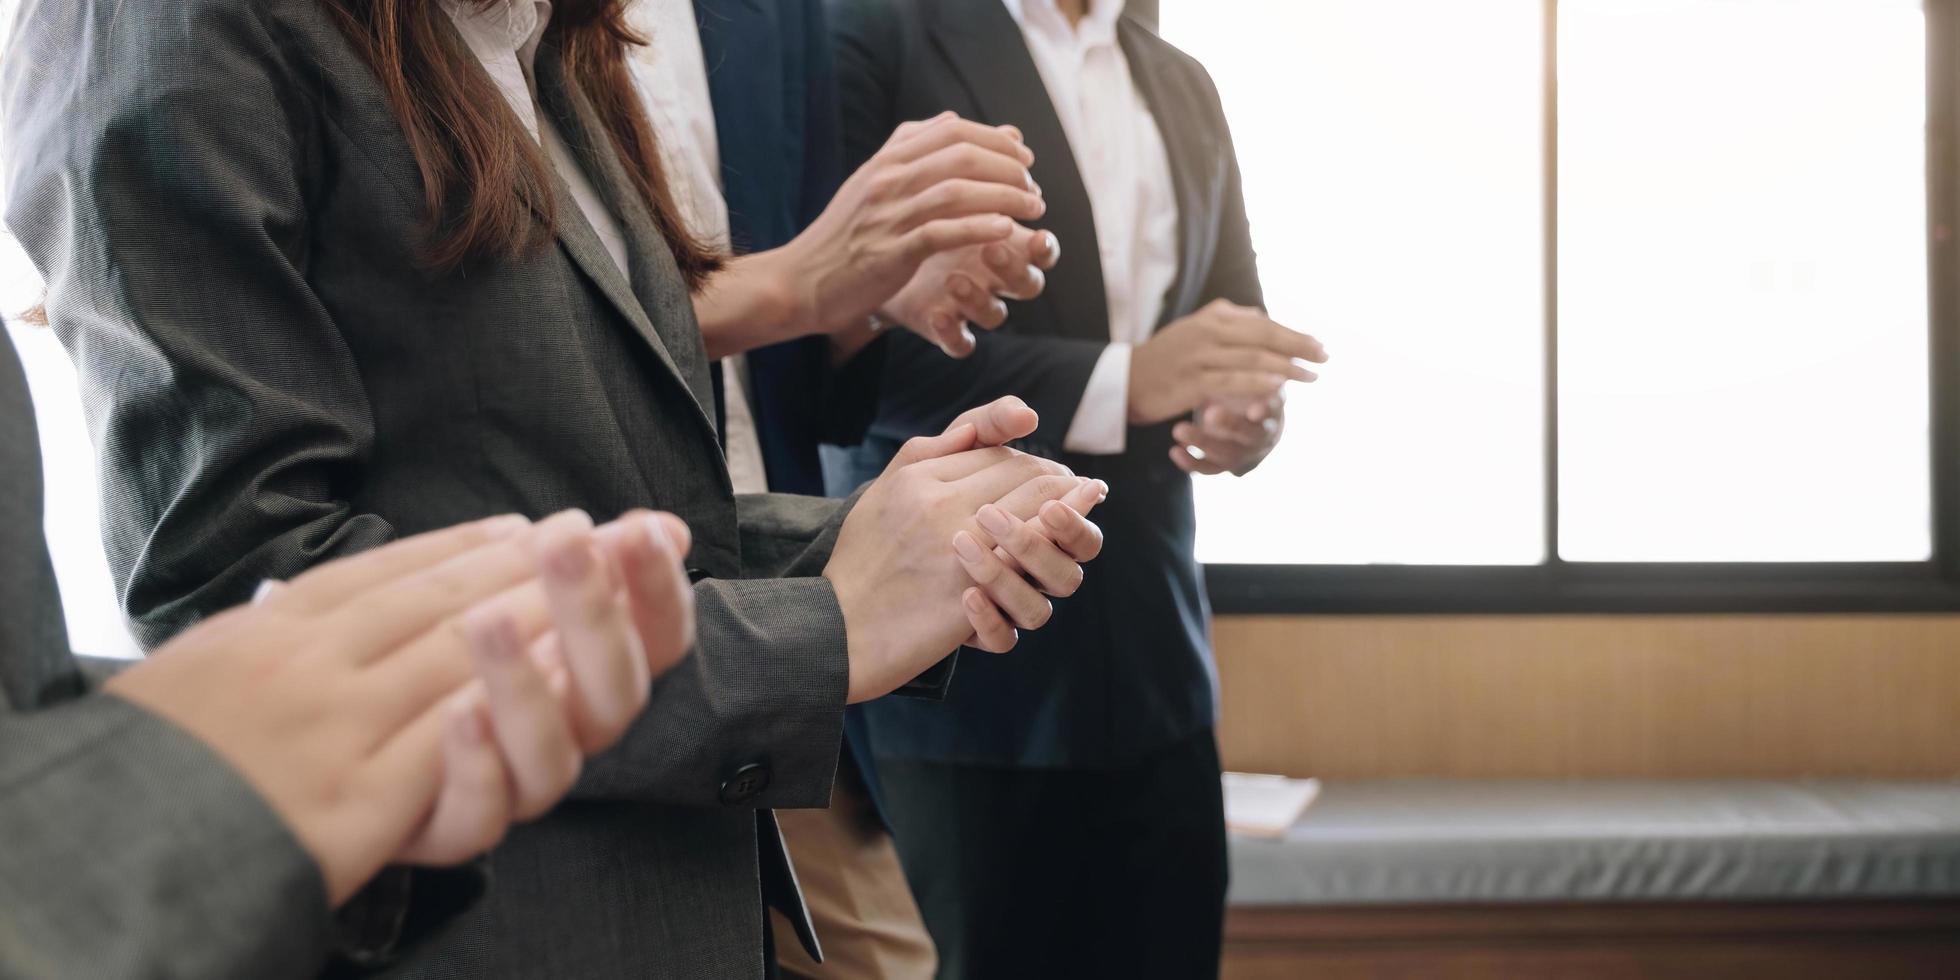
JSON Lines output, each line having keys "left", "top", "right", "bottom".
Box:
{"left": 624, "top": 0, "right": 770, "bottom": 496}
{"left": 443, "top": 0, "right": 631, "bottom": 276}
{"left": 444, "top": 0, "right": 769, "bottom": 493}
{"left": 1003, "top": 0, "right": 1180, "bottom": 455}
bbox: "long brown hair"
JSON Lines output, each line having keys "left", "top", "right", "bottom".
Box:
{"left": 319, "top": 0, "right": 722, "bottom": 286}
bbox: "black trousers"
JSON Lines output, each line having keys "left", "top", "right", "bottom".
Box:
{"left": 875, "top": 728, "right": 1228, "bottom": 980}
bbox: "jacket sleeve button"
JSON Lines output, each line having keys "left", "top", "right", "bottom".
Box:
{"left": 719, "top": 761, "right": 771, "bottom": 805}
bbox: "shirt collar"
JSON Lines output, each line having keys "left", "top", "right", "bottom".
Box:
{"left": 1002, "top": 0, "right": 1126, "bottom": 45}
{"left": 444, "top": 0, "right": 552, "bottom": 72}
{"left": 441, "top": 0, "right": 553, "bottom": 140}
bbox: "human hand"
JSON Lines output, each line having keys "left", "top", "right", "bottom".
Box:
{"left": 952, "top": 475, "right": 1107, "bottom": 653}
{"left": 879, "top": 223, "right": 1061, "bottom": 356}
{"left": 108, "top": 510, "right": 696, "bottom": 903}
{"left": 822, "top": 398, "right": 1104, "bottom": 702}
{"left": 781, "top": 113, "right": 1045, "bottom": 338}
{"left": 1171, "top": 393, "right": 1288, "bottom": 476}
{"left": 1128, "top": 300, "right": 1326, "bottom": 426}
{"left": 391, "top": 510, "right": 696, "bottom": 864}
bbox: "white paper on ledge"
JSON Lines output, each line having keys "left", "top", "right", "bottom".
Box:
{"left": 1223, "top": 772, "right": 1322, "bottom": 838}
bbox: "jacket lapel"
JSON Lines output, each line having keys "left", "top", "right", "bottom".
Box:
{"left": 926, "top": 0, "right": 1111, "bottom": 343}
{"left": 533, "top": 45, "right": 720, "bottom": 427}
{"left": 1119, "top": 17, "right": 1214, "bottom": 330}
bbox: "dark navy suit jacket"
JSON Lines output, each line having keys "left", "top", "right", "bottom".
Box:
{"left": 696, "top": 0, "right": 882, "bottom": 497}
{"left": 824, "top": 0, "right": 1264, "bottom": 770}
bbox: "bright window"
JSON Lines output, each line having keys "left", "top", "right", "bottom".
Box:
{"left": 1162, "top": 0, "right": 1548, "bottom": 565}
{"left": 1558, "top": 0, "right": 1929, "bottom": 561}
{"left": 1163, "top": 0, "right": 1933, "bottom": 571}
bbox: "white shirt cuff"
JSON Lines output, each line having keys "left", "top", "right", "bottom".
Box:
{"left": 1062, "top": 343, "right": 1132, "bottom": 455}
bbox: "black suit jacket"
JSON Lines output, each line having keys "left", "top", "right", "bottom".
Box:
{"left": 824, "top": 0, "right": 1263, "bottom": 768}
{"left": 6, "top": 1, "right": 857, "bottom": 975}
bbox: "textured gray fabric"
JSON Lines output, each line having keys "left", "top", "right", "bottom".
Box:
{"left": 0, "top": 346, "right": 78, "bottom": 719}
{"left": 0, "top": 336, "right": 333, "bottom": 979}
{"left": 1228, "top": 780, "right": 1960, "bottom": 906}
{"left": 3, "top": 0, "right": 853, "bottom": 975}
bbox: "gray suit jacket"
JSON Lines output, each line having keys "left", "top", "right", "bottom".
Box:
{"left": 0, "top": 335, "right": 333, "bottom": 979}
{"left": 5, "top": 0, "right": 856, "bottom": 975}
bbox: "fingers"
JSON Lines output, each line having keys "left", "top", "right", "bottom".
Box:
{"left": 899, "top": 214, "right": 1018, "bottom": 265}
{"left": 948, "top": 396, "right": 1039, "bottom": 447}
{"left": 893, "top": 401, "right": 1045, "bottom": 475}
{"left": 989, "top": 473, "right": 1091, "bottom": 521}
{"left": 1026, "top": 228, "right": 1060, "bottom": 270}
{"left": 948, "top": 272, "right": 1009, "bottom": 329}
{"left": 895, "top": 141, "right": 1039, "bottom": 202}
{"left": 1245, "top": 396, "right": 1281, "bottom": 424}
{"left": 899, "top": 178, "right": 1045, "bottom": 231}
{"left": 330, "top": 510, "right": 593, "bottom": 665}
{"left": 891, "top": 423, "right": 981, "bottom": 470}
{"left": 1171, "top": 420, "right": 1243, "bottom": 461}
{"left": 361, "top": 576, "right": 556, "bottom": 742}
{"left": 1213, "top": 308, "right": 1328, "bottom": 363}
{"left": 981, "top": 239, "right": 1047, "bottom": 301}
{"left": 952, "top": 530, "right": 1052, "bottom": 629}
{"left": 462, "top": 608, "right": 582, "bottom": 822}
{"left": 883, "top": 111, "right": 952, "bottom": 144}
{"left": 900, "top": 300, "right": 981, "bottom": 359}
{"left": 528, "top": 634, "right": 573, "bottom": 702}
{"left": 273, "top": 514, "right": 532, "bottom": 614}
{"left": 882, "top": 113, "right": 1034, "bottom": 169}
{"left": 1183, "top": 403, "right": 1275, "bottom": 451}
{"left": 1169, "top": 443, "right": 1232, "bottom": 476}
{"left": 394, "top": 693, "right": 513, "bottom": 866}
{"left": 536, "top": 519, "right": 651, "bottom": 755}
{"left": 940, "top": 319, "right": 980, "bottom": 356}
{"left": 1262, "top": 321, "right": 1329, "bottom": 364}
{"left": 943, "top": 448, "right": 1074, "bottom": 501}
{"left": 1171, "top": 398, "right": 1286, "bottom": 477}
{"left": 1038, "top": 496, "right": 1106, "bottom": 563}
{"left": 912, "top": 307, "right": 979, "bottom": 358}
{"left": 595, "top": 511, "right": 696, "bottom": 683}
{"left": 912, "top": 444, "right": 1024, "bottom": 482}
{"left": 974, "top": 504, "right": 1084, "bottom": 598}
{"left": 961, "top": 587, "right": 1018, "bottom": 653}
{"left": 905, "top": 225, "right": 1050, "bottom": 355}
{"left": 1059, "top": 476, "right": 1110, "bottom": 519}
{"left": 1173, "top": 422, "right": 1259, "bottom": 459}
{"left": 1201, "top": 344, "right": 1317, "bottom": 383}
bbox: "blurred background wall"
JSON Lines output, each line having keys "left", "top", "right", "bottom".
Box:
{"left": 1214, "top": 614, "right": 1960, "bottom": 781}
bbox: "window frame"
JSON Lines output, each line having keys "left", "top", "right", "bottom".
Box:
{"left": 1203, "top": 0, "right": 1960, "bottom": 615}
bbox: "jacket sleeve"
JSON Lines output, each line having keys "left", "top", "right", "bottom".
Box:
{"left": 3, "top": 0, "right": 395, "bottom": 651}
{"left": 1197, "top": 66, "right": 1266, "bottom": 311}
{"left": 0, "top": 689, "right": 332, "bottom": 980}
{"left": 565, "top": 490, "right": 858, "bottom": 809}
{"left": 874, "top": 329, "right": 1106, "bottom": 453}
{"left": 728, "top": 488, "right": 952, "bottom": 694}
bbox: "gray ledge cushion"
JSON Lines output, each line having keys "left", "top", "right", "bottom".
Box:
{"left": 1228, "top": 780, "right": 1960, "bottom": 906}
